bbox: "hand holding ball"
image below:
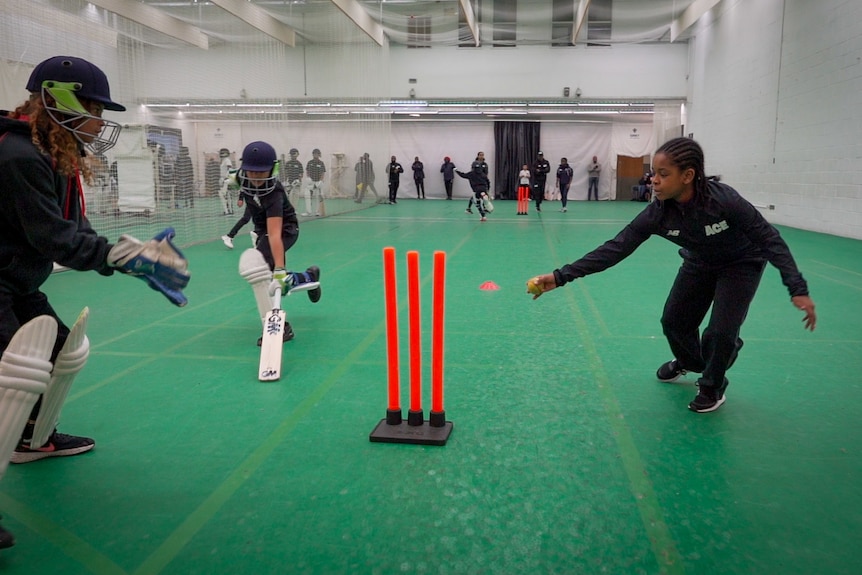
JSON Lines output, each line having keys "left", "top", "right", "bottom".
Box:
{"left": 526, "top": 277, "right": 543, "bottom": 297}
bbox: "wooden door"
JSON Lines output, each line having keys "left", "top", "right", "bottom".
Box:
{"left": 616, "top": 155, "right": 648, "bottom": 201}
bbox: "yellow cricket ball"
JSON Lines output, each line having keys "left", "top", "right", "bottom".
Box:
{"left": 526, "top": 277, "right": 542, "bottom": 296}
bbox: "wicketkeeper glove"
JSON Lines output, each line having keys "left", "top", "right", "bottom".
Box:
{"left": 108, "top": 228, "right": 191, "bottom": 307}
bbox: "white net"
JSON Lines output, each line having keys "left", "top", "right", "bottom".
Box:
{"left": 0, "top": 0, "right": 392, "bottom": 247}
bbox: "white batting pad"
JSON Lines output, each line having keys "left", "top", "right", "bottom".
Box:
{"left": 30, "top": 307, "right": 90, "bottom": 448}
{"left": 0, "top": 315, "right": 57, "bottom": 479}
{"left": 239, "top": 249, "right": 275, "bottom": 324}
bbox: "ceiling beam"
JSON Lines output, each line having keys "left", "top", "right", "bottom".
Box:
{"left": 329, "top": 0, "right": 387, "bottom": 47}
{"left": 459, "top": 0, "right": 479, "bottom": 47}
{"left": 81, "top": 0, "right": 208, "bottom": 49}
{"left": 670, "top": 0, "right": 722, "bottom": 42}
{"left": 572, "top": 0, "right": 592, "bottom": 45}
{"left": 210, "top": 0, "right": 296, "bottom": 47}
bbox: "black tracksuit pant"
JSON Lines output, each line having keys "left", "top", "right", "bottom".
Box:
{"left": 661, "top": 258, "right": 766, "bottom": 393}
{"left": 533, "top": 178, "right": 546, "bottom": 209}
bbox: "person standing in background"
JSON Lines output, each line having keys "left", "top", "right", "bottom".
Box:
{"left": 412, "top": 156, "right": 425, "bottom": 199}
{"left": 175, "top": 146, "right": 194, "bottom": 208}
{"left": 303, "top": 148, "right": 326, "bottom": 217}
{"left": 517, "top": 164, "right": 531, "bottom": 215}
{"left": 532, "top": 151, "right": 551, "bottom": 212}
{"left": 363, "top": 152, "right": 379, "bottom": 199}
{"left": 386, "top": 155, "right": 403, "bottom": 204}
{"left": 218, "top": 147, "right": 234, "bottom": 215}
{"left": 587, "top": 155, "right": 601, "bottom": 200}
{"left": 354, "top": 154, "right": 368, "bottom": 203}
{"left": 440, "top": 156, "right": 456, "bottom": 200}
{"left": 283, "top": 148, "right": 303, "bottom": 205}
{"left": 556, "top": 157, "right": 574, "bottom": 213}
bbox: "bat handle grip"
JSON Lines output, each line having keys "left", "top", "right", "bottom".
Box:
{"left": 272, "top": 287, "right": 282, "bottom": 309}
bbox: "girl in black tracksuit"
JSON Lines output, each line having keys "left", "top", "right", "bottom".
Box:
{"left": 527, "top": 138, "right": 816, "bottom": 413}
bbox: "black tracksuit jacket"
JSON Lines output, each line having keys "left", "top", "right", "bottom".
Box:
{"left": 554, "top": 180, "right": 809, "bottom": 298}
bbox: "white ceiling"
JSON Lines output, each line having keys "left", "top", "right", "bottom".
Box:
{"left": 32, "top": 0, "right": 700, "bottom": 50}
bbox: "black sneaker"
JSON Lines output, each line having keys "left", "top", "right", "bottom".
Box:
{"left": 305, "top": 266, "right": 321, "bottom": 303}
{"left": 256, "top": 322, "right": 295, "bottom": 346}
{"left": 656, "top": 359, "right": 687, "bottom": 382}
{"left": 11, "top": 431, "right": 95, "bottom": 464}
{"left": 688, "top": 382, "right": 727, "bottom": 413}
{"left": 0, "top": 520, "right": 14, "bottom": 550}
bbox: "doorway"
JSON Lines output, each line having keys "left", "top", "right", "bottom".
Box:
{"left": 615, "top": 155, "right": 649, "bottom": 201}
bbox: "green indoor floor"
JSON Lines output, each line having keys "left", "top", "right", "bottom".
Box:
{"left": 1, "top": 200, "right": 860, "bottom": 575}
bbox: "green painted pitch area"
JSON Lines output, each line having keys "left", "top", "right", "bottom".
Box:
{"left": 2, "top": 200, "right": 860, "bottom": 575}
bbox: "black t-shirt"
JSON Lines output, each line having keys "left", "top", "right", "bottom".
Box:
{"left": 306, "top": 158, "right": 326, "bottom": 182}
{"left": 285, "top": 159, "right": 303, "bottom": 183}
{"left": 239, "top": 180, "right": 298, "bottom": 235}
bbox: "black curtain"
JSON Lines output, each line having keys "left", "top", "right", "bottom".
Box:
{"left": 493, "top": 121, "right": 541, "bottom": 200}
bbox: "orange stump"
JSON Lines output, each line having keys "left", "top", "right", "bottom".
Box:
{"left": 517, "top": 185, "right": 530, "bottom": 215}
{"left": 382, "top": 246, "right": 401, "bottom": 424}
{"left": 406, "top": 251, "right": 423, "bottom": 425}
{"left": 430, "top": 251, "right": 446, "bottom": 425}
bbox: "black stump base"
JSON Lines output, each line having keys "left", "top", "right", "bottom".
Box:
{"left": 369, "top": 411, "right": 453, "bottom": 446}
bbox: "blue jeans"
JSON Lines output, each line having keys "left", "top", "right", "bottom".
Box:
{"left": 588, "top": 177, "right": 599, "bottom": 200}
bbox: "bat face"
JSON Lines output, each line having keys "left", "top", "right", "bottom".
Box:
{"left": 259, "top": 308, "right": 286, "bottom": 381}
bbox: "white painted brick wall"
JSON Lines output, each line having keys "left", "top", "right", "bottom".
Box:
{"left": 687, "top": 0, "right": 862, "bottom": 239}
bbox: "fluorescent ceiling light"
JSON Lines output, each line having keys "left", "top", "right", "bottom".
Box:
{"left": 577, "top": 102, "right": 630, "bottom": 107}
{"left": 477, "top": 103, "right": 527, "bottom": 107}
{"left": 435, "top": 102, "right": 478, "bottom": 108}
{"left": 379, "top": 100, "right": 429, "bottom": 107}
{"left": 236, "top": 103, "right": 283, "bottom": 108}
{"left": 528, "top": 110, "right": 572, "bottom": 115}
{"left": 527, "top": 103, "right": 573, "bottom": 107}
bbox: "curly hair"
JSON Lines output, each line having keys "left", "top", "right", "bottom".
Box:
{"left": 9, "top": 94, "right": 90, "bottom": 181}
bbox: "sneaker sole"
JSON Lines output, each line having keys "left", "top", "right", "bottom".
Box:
{"left": 306, "top": 266, "right": 321, "bottom": 303}
{"left": 10, "top": 443, "right": 95, "bottom": 464}
{"left": 688, "top": 395, "right": 726, "bottom": 413}
{"left": 657, "top": 373, "right": 685, "bottom": 383}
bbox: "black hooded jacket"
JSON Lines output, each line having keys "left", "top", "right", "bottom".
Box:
{"left": 0, "top": 114, "right": 113, "bottom": 296}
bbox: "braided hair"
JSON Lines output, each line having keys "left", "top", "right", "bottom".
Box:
{"left": 655, "top": 137, "right": 720, "bottom": 199}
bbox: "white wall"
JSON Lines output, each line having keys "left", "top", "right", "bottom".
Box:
{"left": 138, "top": 41, "right": 687, "bottom": 103}
{"left": 387, "top": 43, "right": 689, "bottom": 101}
{"left": 686, "top": 0, "right": 862, "bottom": 239}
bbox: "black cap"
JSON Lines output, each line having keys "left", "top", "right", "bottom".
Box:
{"left": 538, "top": 151, "right": 544, "bottom": 156}
{"left": 27, "top": 56, "right": 125, "bottom": 111}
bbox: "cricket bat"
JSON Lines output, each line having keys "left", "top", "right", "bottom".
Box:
{"left": 258, "top": 288, "right": 286, "bottom": 381}
{"left": 318, "top": 193, "right": 326, "bottom": 216}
